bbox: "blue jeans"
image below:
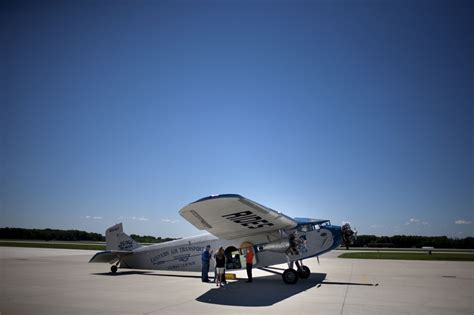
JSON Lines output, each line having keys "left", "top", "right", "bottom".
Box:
{"left": 201, "top": 262, "right": 210, "bottom": 281}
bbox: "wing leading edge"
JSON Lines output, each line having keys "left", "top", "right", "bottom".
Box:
{"left": 179, "top": 194, "right": 297, "bottom": 240}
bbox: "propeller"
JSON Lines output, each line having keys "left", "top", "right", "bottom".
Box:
{"left": 341, "top": 222, "right": 357, "bottom": 250}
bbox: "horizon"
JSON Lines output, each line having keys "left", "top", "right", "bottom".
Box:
{"left": 2, "top": 0, "right": 473, "bottom": 239}
{"left": 1, "top": 224, "right": 473, "bottom": 240}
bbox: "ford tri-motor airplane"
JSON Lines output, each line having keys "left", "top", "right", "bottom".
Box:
{"left": 90, "top": 194, "right": 355, "bottom": 284}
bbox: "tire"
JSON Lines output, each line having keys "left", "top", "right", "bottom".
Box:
{"left": 282, "top": 269, "right": 299, "bottom": 284}
{"left": 111, "top": 265, "right": 118, "bottom": 273}
{"left": 298, "top": 266, "right": 310, "bottom": 279}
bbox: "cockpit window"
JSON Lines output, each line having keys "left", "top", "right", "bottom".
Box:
{"left": 312, "top": 221, "right": 330, "bottom": 230}
{"left": 297, "top": 224, "right": 313, "bottom": 232}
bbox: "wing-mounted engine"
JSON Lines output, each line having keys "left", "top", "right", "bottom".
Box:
{"left": 256, "top": 230, "right": 303, "bottom": 255}
{"left": 256, "top": 237, "right": 290, "bottom": 253}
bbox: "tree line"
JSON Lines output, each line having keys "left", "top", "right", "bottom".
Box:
{"left": 1, "top": 227, "right": 472, "bottom": 248}
{"left": 0, "top": 227, "right": 105, "bottom": 242}
{"left": 0, "top": 227, "right": 176, "bottom": 243}
{"left": 129, "top": 234, "right": 176, "bottom": 243}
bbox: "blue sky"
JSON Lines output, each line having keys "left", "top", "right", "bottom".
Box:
{"left": 2, "top": 0, "right": 473, "bottom": 238}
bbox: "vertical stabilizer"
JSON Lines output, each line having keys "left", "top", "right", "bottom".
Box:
{"left": 106, "top": 223, "right": 141, "bottom": 251}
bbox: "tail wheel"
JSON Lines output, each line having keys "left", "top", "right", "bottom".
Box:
{"left": 282, "top": 269, "right": 299, "bottom": 284}
{"left": 298, "top": 266, "right": 310, "bottom": 279}
{"left": 111, "top": 265, "right": 118, "bottom": 273}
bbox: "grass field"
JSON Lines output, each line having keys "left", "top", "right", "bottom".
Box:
{"left": 0, "top": 241, "right": 106, "bottom": 251}
{"left": 338, "top": 252, "right": 474, "bottom": 261}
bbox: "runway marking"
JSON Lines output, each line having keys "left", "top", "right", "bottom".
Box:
{"left": 323, "top": 281, "right": 378, "bottom": 286}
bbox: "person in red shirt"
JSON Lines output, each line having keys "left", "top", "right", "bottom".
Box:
{"left": 245, "top": 246, "right": 254, "bottom": 283}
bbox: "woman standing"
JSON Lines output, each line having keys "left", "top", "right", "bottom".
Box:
{"left": 215, "top": 247, "right": 226, "bottom": 287}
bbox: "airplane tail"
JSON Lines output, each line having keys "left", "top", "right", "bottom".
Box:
{"left": 106, "top": 223, "right": 141, "bottom": 251}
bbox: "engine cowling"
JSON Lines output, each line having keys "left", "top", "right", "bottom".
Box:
{"left": 256, "top": 238, "right": 290, "bottom": 253}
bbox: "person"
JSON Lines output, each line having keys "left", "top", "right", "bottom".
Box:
{"left": 201, "top": 245, "right": 213, "bottom": 282}
{"left": 215, "top": 247, "right": 226, "bottom": 287}
{"left": 212, "top": 249, "right": 226, "bottom": 284}
{"left": 245, "top": 246, "right": 254, "bottom": 283}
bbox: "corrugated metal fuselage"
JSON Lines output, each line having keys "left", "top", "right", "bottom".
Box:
{"left": 120, "top": 225, "right": 342, "bottom": 272}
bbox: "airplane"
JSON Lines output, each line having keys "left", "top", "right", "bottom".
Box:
{"left": 89, "top": 194, "right": 355, "bottom": 284}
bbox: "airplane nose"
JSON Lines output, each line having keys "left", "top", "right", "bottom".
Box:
{"left": 325, "top": 225, "right": 343, "bottom": 249}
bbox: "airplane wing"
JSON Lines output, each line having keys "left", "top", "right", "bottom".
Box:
{"left": 179, "top": 194, "right": 298, "bottom": 240}
{"left": 89, "top": 250, "right": 133, "bottom": 264}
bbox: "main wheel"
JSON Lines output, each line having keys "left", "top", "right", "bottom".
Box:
{"left": 282, "top": 269, "right": 299, "bottom": 284}
{"left": 111, "top": 265, "right": 118, "bottom": 273}
{"left": 298, "top": 265, "right": 310, "bottom": 279}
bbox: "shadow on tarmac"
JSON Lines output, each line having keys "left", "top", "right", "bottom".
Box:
{"left": 92, "top": 271, "right": 204, "bottom": 279}
{"left": 91, "top": 270, "right": 377, "bottom": 306}
{"left": 322, "top": 281, "right": 378, "bottom": 287}
{"left": 196, "top": 272, "right": 327, "bottom": 306}
{"left": 91, "top": 271, "right": 150, "bottom": 276}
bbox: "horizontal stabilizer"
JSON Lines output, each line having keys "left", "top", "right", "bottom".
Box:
{"left": 88, "top": 250, "right": 133, "bottom": 264}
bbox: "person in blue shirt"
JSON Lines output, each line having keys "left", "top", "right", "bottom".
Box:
{"left": 201, "top": 245, "right": 213, "bottom": 282}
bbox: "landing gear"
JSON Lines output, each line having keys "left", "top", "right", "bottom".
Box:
{"left": 282, "top": 268, "right": 298, "bottom": 284}
{"left": 294, "top": 259, "right": 310, "bottom": 279}
{"left": 282, "top": 259, "right": 310, "bottom": 284}
{"left": 110, "top": 265, "right": 118, "bottom": 273}
{"left": 297, "top": 265, "right": 310, "bottom": 279}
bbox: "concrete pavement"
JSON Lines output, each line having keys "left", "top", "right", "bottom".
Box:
{"left": 1, "top": 247, "right": 472, "bottom": 314}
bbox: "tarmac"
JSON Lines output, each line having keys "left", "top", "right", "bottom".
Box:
{"left": 1, "top": 247, "right": 473, "bottom": 314}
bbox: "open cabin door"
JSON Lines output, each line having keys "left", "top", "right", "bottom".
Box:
{"left": 224, "top": 242, "right": 257, "bottom": 270}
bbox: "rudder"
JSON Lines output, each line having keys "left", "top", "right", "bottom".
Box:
{"left": 106, "top": 223, "right": 141, "bottom": 251}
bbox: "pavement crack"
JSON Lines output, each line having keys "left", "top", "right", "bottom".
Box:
{"left": 340, "top": 261, "right": 354, "bottom": 315}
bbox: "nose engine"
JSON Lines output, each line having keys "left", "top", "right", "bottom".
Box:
{"left": 341, "top": 223, "right": 356, "bottom": 250}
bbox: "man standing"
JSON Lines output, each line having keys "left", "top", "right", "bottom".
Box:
{"left": 245, "top": 246, "right": 254, "bottom": 283}
{"left": 201, "top": 245, "right": 212, "bottom": 282}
